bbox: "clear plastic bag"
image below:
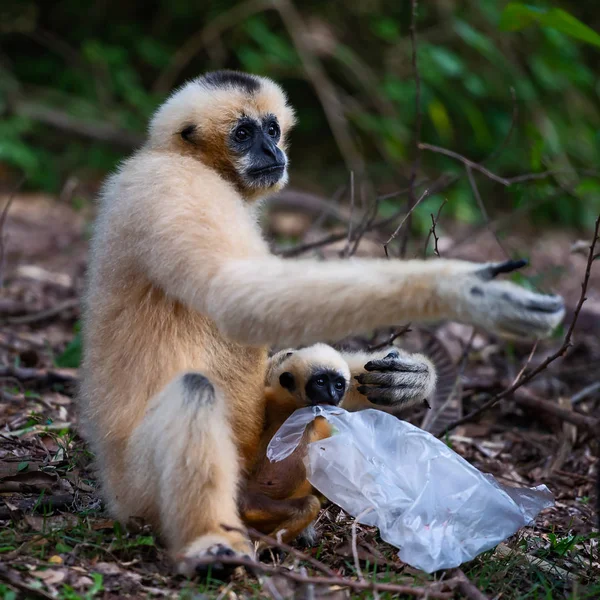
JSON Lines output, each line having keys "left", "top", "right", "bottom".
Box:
{"left": 267, "top": 406, "right": 553, "bottom": 573}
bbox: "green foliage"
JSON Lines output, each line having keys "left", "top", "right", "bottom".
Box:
{"left": 500, "top": 4, "right": 600, "bottom": 48}
{"left": 55, "top": 324, "right": 82, "bottom": 369}
{"left": 1, "top": 1, "right": 599, "bottom": 230}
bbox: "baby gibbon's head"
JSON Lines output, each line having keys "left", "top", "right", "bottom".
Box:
{"left": 266, "top": 344, "right": 351, "bottom": 408}
{"left": 148, "top": 70, "right": 296, "bottom": 200}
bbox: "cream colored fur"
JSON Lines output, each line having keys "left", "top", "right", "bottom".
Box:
{"left": 79, "top": 71, "right": 565, "bottom": 574}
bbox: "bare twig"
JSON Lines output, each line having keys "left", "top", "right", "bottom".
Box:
{"left": 465, "top": 166, "right": 510, "bottom": 258}
{"left": 486, "top": 87, "right": 518, "bottom": 164}
{"left": 0, "top": 299, "right": 79, "bottom": 326}
{"left": 399, "top": 0, "right": 423, "bottom": 257}
{"left": 178, "top": 554, "right": 455, "bottom": 598}
{"left": 224, "top": 524, "right": 337, "bottom": 578}
{"left": 383, "top": 186, "right": 432, "bottom": 257}
{"left": 274, "top": 0, "right": 369, "bottom": 187}
{"left": 368, "top": 324, "right": 412, "bottom": 352}
{"left": 570, "top": 381, "right": 600, "bottom": 405}
{"left": 419, "top": 143, "right": 510, "bottom": 185}
{"left": 0, "top": 177, "right": 25, "bottom": 288}
{"left": 439, "top": 214, "right": 600, "bottom": 437}
{"left": 424, "top": 199, "right": 447, "bottom": 257}
{"left": 12, "top": 101, "right": 143, "bottom": 148}
{"left": 0, "top": 565, "right": 55, "bottom": 600}
{"left": 342, "top": 171, "right": 356, "bottom": 258}
{"left": 514, "top": 388, "right": 598, "bottom": 431}
{"left": 153, "top": 0, "right": 273, "bottom": 93}
{"left": 351, "top": 507, "right": 374, "bottom": 584}
{"left": 0, "top": 366, "right": 78, "bottom": 388}
{"left": 455, "top": 569, "right": 490, "bottom": 600}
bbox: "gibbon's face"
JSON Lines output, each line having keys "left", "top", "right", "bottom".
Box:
{"left": 269, "top": 345, "right": 351, "bottom": 408}
{"left": 149, "top": 70, "right": 296, "bottom": 200}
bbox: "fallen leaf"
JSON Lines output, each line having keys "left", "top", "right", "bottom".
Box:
{"left": 33, "top": 568, "right": 66, "bottom": 585}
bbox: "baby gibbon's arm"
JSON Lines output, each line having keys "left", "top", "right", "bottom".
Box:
{"left": 204, "top": 257, "right": 564, "bottom": 347}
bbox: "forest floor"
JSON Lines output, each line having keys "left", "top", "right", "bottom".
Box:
{"left": 0, "top": 190, "right": 598, "bottom": 599}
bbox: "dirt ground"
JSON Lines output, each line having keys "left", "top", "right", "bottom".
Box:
{"left": 0, "top": 191, "right": 598, "bottom": 599}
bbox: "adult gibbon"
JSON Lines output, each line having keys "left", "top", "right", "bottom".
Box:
{"left": 79, "top": 70, "right": 565, "bottom": 576}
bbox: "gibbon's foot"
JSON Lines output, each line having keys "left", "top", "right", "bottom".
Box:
{"left": 457, "top": 259, "right": 565, "bottom": 340}
{"left": 176, "top": 532, "right": 253, "bottom": 579}
{"left": 296, "top": 522, "right": 320, "bottom": 548}
{"left": 355, "top": 349, "right": 436, "bottom": 407}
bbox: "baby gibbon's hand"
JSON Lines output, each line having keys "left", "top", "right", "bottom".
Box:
{"left": 354, "top": 350, "right": 436, "bottom": 407}
{"left": 444, "top": 259, "right": 565, "bottom": 340}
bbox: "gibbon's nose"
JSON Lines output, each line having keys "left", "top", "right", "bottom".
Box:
{"left": 327, "top": 383, "right": 337, "bottom": 402}
{"left": 261, "top": 137, "right": 278, "bottom": 160}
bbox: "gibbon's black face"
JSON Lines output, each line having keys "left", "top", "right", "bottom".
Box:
{"left": 279, "top": 369, "right": 347, "bottom": 406}
{"left": 229, "top": 115, "right": 286, "bottom": 188}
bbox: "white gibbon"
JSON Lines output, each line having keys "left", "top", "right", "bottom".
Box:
{"left": 79, "top": 70, "right": 564, "bottom": 576}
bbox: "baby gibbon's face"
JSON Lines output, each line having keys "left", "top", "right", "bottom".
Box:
{"left": 269, "top": 344, "right": 351, "bottom": 408}
{"left": 279, "top": 368, "right": 348, "bottom": 407}
{"left": 149, "top": 70, "right": 296, "bottom": 199}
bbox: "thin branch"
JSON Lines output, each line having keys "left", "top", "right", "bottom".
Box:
{"left": 0, "top": 565, "right": 55, "bottom": 600}
{"left": 0, "top": 177, "right": 26, "bottom": 288}
{"left": 12, "top": 100, "right": 143, "bottom": 148}
{"left": 455, "top": 569, "right": 490, "bottom": 600}
{"left": 514, "top": 388, "right": 598, "bottom": 431}
{"left": 424, "top": 199, "right": 447, "bottom": 257}
{"left": 368, "top": 324, "right": 412, "bottom": 352}
{"left": 383, "top": 186, "right": 432, "bottom": 257}
{"left": 274, "top": 0, "right": 369, "bottom": 186}
{"left": 439, "top": 213, "right": 600, "bottom": 437}
{"left": 342, "top": 171, "right": 356, "bottom": 258}
{"left": 0, "top": 366, "right": 78, "bottom": 388}
{"left": 239, "top": 526, "right": 338, "bottom": 578}
{"left": 485, "top": 87, "right": 518, "bottom": 164}
{"left": 399, "top": 0, "right": 423, "bottom": 257}
{"left": 465, "top": 166, "right": 510, "bottom": 258}
{"left": 419, "top": 143, "right": 510, "bottom": 185}
{"left": 177, "top": 554, "right": 455, "bottom": 598}
{"left": 153, "top": 0, "right": 273, "bottom": 94}
{"left": 0, "top": 299, "right": 79, "bottom": 325}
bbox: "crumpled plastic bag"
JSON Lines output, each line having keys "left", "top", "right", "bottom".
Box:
{"left": 267, "top": 405, "right": 554, "bottom": 573}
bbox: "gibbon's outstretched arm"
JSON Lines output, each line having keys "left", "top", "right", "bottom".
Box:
{"left": 134, "top": 202, "right": 564, "bottom": 348}
{"left": 204, "top": 256, "right": 564, "bottom": 347}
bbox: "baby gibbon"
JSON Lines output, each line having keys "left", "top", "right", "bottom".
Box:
{"left": 240, "top": 344, "right": 350, "bottom": 545}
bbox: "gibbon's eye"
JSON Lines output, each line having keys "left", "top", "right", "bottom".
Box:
{"left": 335, "top": 381, "right": 344, "bottom": 391}
{"left": 267, "top": 121, "right": 280, "bottom": 139}
{"left": 316, "top": 377, "right": 325, "bottom": 387}
{"left": 234, "top": 126, "right": 252, "bottom": 142}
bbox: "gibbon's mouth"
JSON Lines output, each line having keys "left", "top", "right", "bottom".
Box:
{"left": 310, "top": 399, "right": 339, "bottom": 407}
{"left": 247, "top": 164, "right": 285, "bottom": 176}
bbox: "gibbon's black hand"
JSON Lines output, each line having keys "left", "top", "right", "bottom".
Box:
{"left": 355, "top": 350, "right": 435, "bottom": 407}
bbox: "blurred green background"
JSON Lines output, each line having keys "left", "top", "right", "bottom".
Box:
{"left": 1, "top": 0, "right": 600, "bottom": 234}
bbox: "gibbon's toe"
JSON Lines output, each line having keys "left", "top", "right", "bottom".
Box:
{"left": 177, "top": 533, "right": 254, "bottom": 579}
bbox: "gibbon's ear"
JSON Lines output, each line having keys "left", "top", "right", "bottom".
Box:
{"left": 279, "top": 372, "right": 295, "bottom": 392}
{"left": 179, "top": 124, "right": 198, "bottom": 144}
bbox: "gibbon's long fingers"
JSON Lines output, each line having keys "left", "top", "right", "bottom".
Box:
{"left": 459, "top": 278, "right": 565, "bottom": 339}
{"left": 477, "top": 259, "right": 528, "bottom": 281}
{"left": 126, "top": 372, "right": 252, "bottom": 568}
{"left": 339, "top": 348, "right": 437, "bottom": 412}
